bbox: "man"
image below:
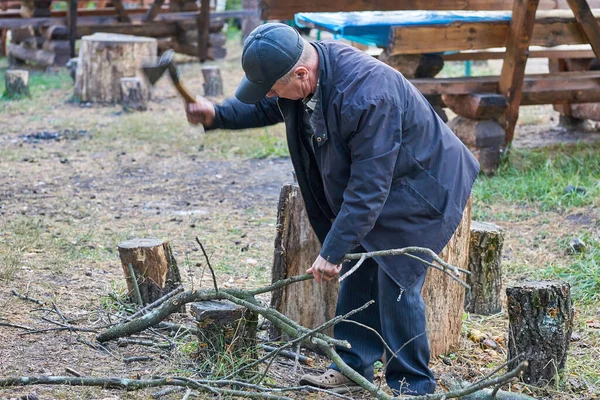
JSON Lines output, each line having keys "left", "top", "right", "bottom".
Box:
{"left": 186, "top": 23, "right": 479, "bottom": 395}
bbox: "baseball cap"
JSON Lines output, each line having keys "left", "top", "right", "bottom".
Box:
{"left": 235, "top": 23, "right": 304, "bottom": 104}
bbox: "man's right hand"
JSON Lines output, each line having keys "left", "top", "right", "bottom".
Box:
{"left": 186, "top": 96, "right": 216, "bottom": 127}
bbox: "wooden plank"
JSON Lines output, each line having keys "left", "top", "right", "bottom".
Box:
{"left": 499, "top": 0, "right": 540, "bottom": 144}
{"left": 197, "top": 0, "right": 210, "bottom": 61}
{"left": 67, "top": 0, "right": 77, "bottom": 58}
{"left": 566, "top": 0, "right": 600, "bottom": 60}
{"left": 442, "top": 93, "right": 508, "bottom": 119}
{"left": 259, "top": 0, "right": 600, "bottom": 20}
{"left": 143, "top": 0, "right": 165, "bottom": 22}
{"left": 442, "top": 46, "right": 595, "bottom": 60}
{"left": 111, "top": 0, "right": 132, "bottom": 23}
{"left": 389, "top": 10, "right": 600, "bottom": 55}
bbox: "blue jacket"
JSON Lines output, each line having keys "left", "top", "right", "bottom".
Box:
{"left": 209, "top": 41, "right": 480, "bottom": 290}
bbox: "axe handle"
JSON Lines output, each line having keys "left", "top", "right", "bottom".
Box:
{"left": 174, "top": 81, "right": 197, "bottom": 104}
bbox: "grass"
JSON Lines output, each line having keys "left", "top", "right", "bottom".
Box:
{"left": 473, "top": 142, "right": 600, "bottom": 216}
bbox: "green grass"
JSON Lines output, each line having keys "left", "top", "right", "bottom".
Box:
{"left": 473, "top": 143, "right": 600, "bottom": 214}
{"left": 0, "top": 65, "right": 72, "bottom": 101}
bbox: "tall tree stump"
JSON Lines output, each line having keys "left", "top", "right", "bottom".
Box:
{"left": 507, "top": 281, "right": 573, "bottom": 386}
{"left": 465, "top": 221, "right": 504, "bottom": 315}
{"left": 422, "top": 196, "right": 472, "bottom": 358}
{"left": 271, "top": 185, "right": 472, "bottom": 358}
{"left": 190, "top": 301, "right": 258, "bottom": 366}
{"left": 75, "top": 33, "right": 156, "bottom": 103}
{"left": 118, "top": 238, "right": 182, "bottom": 305}
{"left": 120, "top": 77, "right": 148, "bottom": 111}
{"left": 201, "top": 66, "right": 223, "bottom": 97}
{"left": 270, "top": 184, "right": 338, "bottom": 340}
{"left": 4, "top": 69, "right": 29, "bottom": 98}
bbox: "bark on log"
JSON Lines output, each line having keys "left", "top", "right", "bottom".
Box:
{"left": 507, "top": 281, "right": 573, "bottom": 386}
{"left": 442, "top": 93, "right": 509, "bottom": 120}
{"left": 271, "top": 184, "right": 472, "bottom": 358}
{"left": 7, "top": 43, "right": 54, "bottom": 66}
{"left": 465, "top": 221, "right": 504, "bottom": 315}
{"left": 42, "top": 40, "right": 71, "bottom": 66}
{"left": 201, "top": 66, "right": 223, "bottom": 97}
{"left": 75, "top": 33, "right": 156, "bottom": 103}
{"left": 118, "top": 238, "right": 182, "bottom": 305}
{"left": 4, "top": 69, "right": 30, "bottom": 98}
{"left": 422, "top": 196, "right": 472, "bottom": 358}
{"left": 120, "top": 77, "right": 148, "bottom": 111}
{"left": 270, "top": 184, "right": 338, "bottom": 340}
{"left": 378, "top": 52, "right": 444, "bottom": 78}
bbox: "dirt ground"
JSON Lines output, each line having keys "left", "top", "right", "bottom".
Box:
{"left": 1, "top": 38, "right": 600, "bottom": 400}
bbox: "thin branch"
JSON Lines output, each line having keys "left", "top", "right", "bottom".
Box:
{"left": 259, "top": 344, "right": 313, "bottom": 366}
{"left": 40, "top": 317, "right": 98, "bottom": 333}
{"left": 52, "top": 302, "right": 71, "bottom": 323}
{"left": 126, "top": 286, "right": 184, "bottom": 321}
{"left": 196, "top": 237, "right": 218, "bottom": 293}
{"left": 338, "top": 254, "right": 366, "bottom": 283}
{"left": 0, "top": 321, "right": 34, "bottom": 330}
{"left": 127, "top": 263, "right": 144, "bottom": 306}
{"left": 11, "top": 289, "right": 44, "bottom": 305}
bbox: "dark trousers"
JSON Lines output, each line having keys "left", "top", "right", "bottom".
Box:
{"left": 331, "top": 252, "right": 436, "bottom": 395}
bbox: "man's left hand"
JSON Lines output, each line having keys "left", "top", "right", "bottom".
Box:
{"left": 307, "top": 255, "right": 342, "bottom": 283}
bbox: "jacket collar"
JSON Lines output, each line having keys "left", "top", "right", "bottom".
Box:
{"left": 308, "top": 41, "right": 330, "bottom": 147}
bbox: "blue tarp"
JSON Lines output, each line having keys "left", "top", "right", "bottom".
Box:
{"left": 295, "top": 11, "right": 512, "bottom": 47}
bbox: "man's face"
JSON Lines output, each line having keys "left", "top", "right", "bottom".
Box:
{"left": 266, "top": 79, "right": 304, "bottom": 100}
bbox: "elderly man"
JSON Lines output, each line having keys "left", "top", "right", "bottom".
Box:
{"left": 186, "top": 23, "right": 479, "bottom": 395}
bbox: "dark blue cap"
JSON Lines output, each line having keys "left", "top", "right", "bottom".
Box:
{"left": 235, "top": 23, "right": 304, "bottom": 104}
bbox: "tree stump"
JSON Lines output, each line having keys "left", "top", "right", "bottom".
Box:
{"left": 75, "top": 33, "right": 156, "bottom": 103}
{"left": 190, "top": 300, "right": 258, "bottom": 365}
{"left": 202, "top": 66, "right": 223, "bottom": 97}
{"left": 4, "top": 69, "right": 30, "bottom": 98}
{"left": 507, "top": 281, "right": 573, "bottom": 386}
{"left": 270, "top": 184, "right": 338, "bottom": 340}
{"left": 271, "top": 185, "right": 472, "bottom": 359}
{"left": 465, "top": 221, "right": 504, "bottom": 315}
{"left": 117, "top": 238, "right": 182, "bottom": 305}
{"left": 422, "top": 196, "right": 472, "bottom": 358}
{"left": 120, "top": 77, "right": 148, "bottom": 111}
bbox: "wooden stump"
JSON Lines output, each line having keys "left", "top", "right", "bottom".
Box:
{"left": 507, "top": 281, "right": 573, "bottom": 386}
{"left": 120, "top": 77, "right": 148, "bottom": 111}
{"left": 271, "top": 185, "right": 472, "bottom": 359}
{"left": 465, "top": 221, "right": 504, "bottom": 315}
{"left": 270, "top": 184, "right": 338, "bottom": 340}
{"left": 448, "top": 117, "right": 506, "bottom": 175}
{"left": 422, "top": 196, "right": 472, "bottom": 358}
{"left": 190, "top": 300, "right": 258, "bottom": 364}
{"left": 75, "top": 33, "right": 157, "bottom": 103}
{"left": 117, "top": 238, "right": 182, "bottom": 305}
{"left": 4, "top": 69, "right": 30, "bottom": 98}
{"left": 202, "top": 66, "right": 223, "bottom": 97}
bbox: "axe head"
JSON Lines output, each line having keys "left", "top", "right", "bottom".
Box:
{"left": 141, "top": 49, "right": 176, "bottom": 86}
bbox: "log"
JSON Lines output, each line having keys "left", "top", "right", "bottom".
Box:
{"left": 270, "top": 184, "right": 338, "bottom": 340}
{"left": 9, "top": 26, "right": 35, "bottom": 44}
{"left": 43, "top": 24, "right": 69, "bottom": 41}
{"left": 156, "top": 39, "right": 226, "bottom": 60}
{"left": 117, "top": 238, "right": 182, "bottom": 305}
{"left": 4, "top": 69, "right": 29, "bottom": 98}
{"left": 507, "top": 281, "right": 573, "bottom": 386}
{"left": 242, "top": 0, "right": 261, "bottom": 42}
{"left": 75, "top": 33, "right": 157, "bottom": 103}
{"left": 7, "top": 43, "right": 54, "bottom": 66}
{"left": 190, "top": 301, "right": 258, "bottom": 364}
{"left": 570, "top": 102, "right": 600, "bottom": 120}
{"left": 422, "top": 196, "right": 472, "bottom": 358}
{"left": 442, "top": 93, "right": 508, "bottom": 120}
{"left": 120, "top": 77, "right": 148, "bottom": 111}
{"left": 465, "top": 221, "right": 504, "bottom": 315}
{"left": 447, "top": 117, "right": 505, "bottom": 175}
{"left": 271, "top": 184, "right": 472, "bottom": 358}
{"left": 42, "top": 40, "right": 71, "bottom": 66}
{"left": 201, "top": 66, "right": 223, "bottom": 97}
{"left": 377, "top": 52, "right": 443, "bottom": 78}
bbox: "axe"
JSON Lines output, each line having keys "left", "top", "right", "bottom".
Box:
{"left": 141, "top": 49, "right": 196, "bottom": 104}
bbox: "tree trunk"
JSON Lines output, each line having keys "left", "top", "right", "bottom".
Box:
{"left": 75, "top": 33, "right": 156, "bottom": 103}
{"left": 4, "top": 69, "right": 30, "bottom": 98}
{"left": 465, "top": 221, "right": 504, "bottom": 315}
{"left": 422, "top": 196, "right": 472, "bottom": 359}
{"left": 506, "top": 281, "right": 573, "bottom": 386}
{"left": 270, "top": 184, "right": 338, "bottom": 340}
{"left": 117, "top": 238, "right": 182, "bottom": 305}
{"left": 120, "top": 77, "right": 148, "bottom": 111}
{"left": 7, "top": 43, "right": 54, "bottom": 67}
{"left": 201, "top": 66, "right": 223, "bottom": 97}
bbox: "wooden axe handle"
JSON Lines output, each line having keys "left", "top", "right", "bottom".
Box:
{"left": 174, "top": 81, "right": 197, "bottom": 104}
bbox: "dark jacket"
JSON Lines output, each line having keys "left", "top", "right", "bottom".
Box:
{"left": 209, "top": 41, "right": 480, "bottom": 290}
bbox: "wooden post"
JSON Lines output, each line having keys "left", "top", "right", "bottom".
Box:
{"left": 68, "top": 0, "right": 77, "bottom": 58}
{"left": 242, "top": 0, "right": 261, "bottom": 42}
{"left": 507, "top": 281, "right": 573, "bottom": 386}
{"left": 465, "top": 221, "right": 504, "bottom": 315}
{"left": 4, "top": 70, "right": 30, "bottom": 98}
{"left": 190, "top": 301, "right": 258, "bottom": 365}
{"left": 202, "top": 66, "right": 223, "bottom": 97}
{"left": 270, "top": 184, "right": 338, "bottom": 340}
{"left": 117, "top": 238, "right": 182, "bottom": 305}
{"left": 197, "top": 0, "right": 210, "bottom": 61}
{"left": 120, "top": 77, "right": 148, "bottom": 111}
{"left": 143, "top": 0, "right": 166, "bottom": 22}
{"left": 498, "top": 0, "right": 540, "bottom": 144}
{"left": 566, "top": 0, "right": 600, "bottom": 60}
{"left": 111, "top": 0, "right": 132, "bottom": 23}
{"left": 1, "top": 28, "right": 7, "bottom": 57}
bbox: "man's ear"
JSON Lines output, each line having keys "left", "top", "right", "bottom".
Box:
{"left": 294, "top": 66, "right": 309, "bottom": 80}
